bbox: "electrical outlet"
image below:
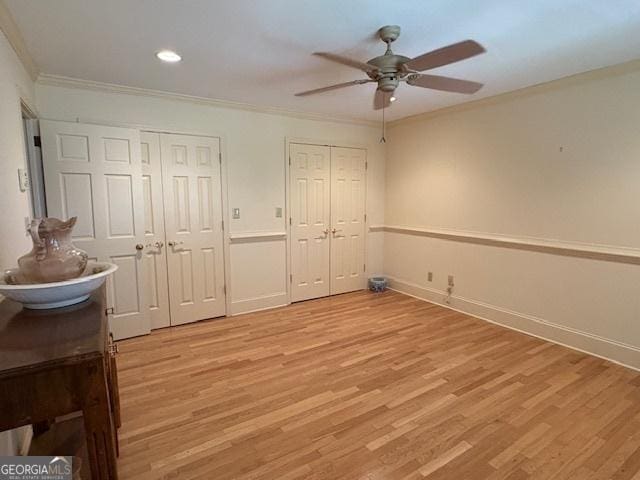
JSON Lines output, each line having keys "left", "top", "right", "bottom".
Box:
{"left": 427, "top": 272, "right": 433, "bottom": 282}
{"left": 232, "top": 208, "right": 240, "bottom": 219}
{"left": 275, "top": 207, "right": 282, "bottom": 218}
{"left": 448, "top": 275, "right": 454, "bottom": 286}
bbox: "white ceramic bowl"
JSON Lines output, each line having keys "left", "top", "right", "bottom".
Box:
{"left": 0, "top": 262, "right": 117, "bottom": 309}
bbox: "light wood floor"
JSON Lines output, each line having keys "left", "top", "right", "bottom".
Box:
{"left": 116, "top": 290, "right": 640, "bottom": 479}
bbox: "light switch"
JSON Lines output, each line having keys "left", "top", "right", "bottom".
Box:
{"left": 275, "top": 207, "right": 282, "bottom": 218}
{"left": 232, "top": 208, "right": 240, "bottom": 219}
{"left": 18, "top": 168, "right": 29, "bottom": 192}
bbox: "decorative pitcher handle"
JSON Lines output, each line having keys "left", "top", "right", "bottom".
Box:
{"left": 29, "top": 218, "right": 46, "bottom": 261}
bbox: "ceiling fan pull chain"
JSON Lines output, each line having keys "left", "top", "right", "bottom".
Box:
{"left": 380, "top": 104, "right": 386, "bottom": 144}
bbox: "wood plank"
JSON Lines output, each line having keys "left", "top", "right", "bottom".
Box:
{"left": 114, "top": 290, "right": 640, "bottom": 479}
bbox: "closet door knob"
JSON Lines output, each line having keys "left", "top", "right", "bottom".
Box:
{"left": 135, "top": 243, "right": 144, "bottom": 251}
{"left": 168, "top": 240, "right": 184, "bottom": 247}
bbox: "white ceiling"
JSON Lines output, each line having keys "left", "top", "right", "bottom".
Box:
{"left": 6, "top": 0, "right": 640, "bottom": 122}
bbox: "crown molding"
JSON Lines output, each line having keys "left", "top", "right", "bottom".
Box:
{"left": 36, "top": 73, "right": 379, "bottom": 127}
{"left": 389, "top": 58, "right": 640, "bottom": 129}
{"left": 0, "top": 0, "right": 38, "bottom": 80}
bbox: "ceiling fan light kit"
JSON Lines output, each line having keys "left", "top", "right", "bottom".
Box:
{"left": 295, "top": 25, "right": 487, "bottom": 111}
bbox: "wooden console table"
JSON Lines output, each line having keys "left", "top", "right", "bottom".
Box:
{"left": 0, "top": 286, "right": 120, "bottom": 479}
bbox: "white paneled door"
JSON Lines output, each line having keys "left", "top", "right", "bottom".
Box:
{"left": 160, "top": 134, "right": 226, "bottom": 325}
{"left": 41, "top": 120, "right": 150, "bottom": 340}
{"left": 140, "top": 132, "right": 170, "bottom": 329}
{"left": 289, "top": 143, "right": 366, "bottom": 302}
{"left": 330, "top": 147, "right": 366, "bottom": 295}
{"left": 290, "top": 143, "right": 332, "bottom": 302}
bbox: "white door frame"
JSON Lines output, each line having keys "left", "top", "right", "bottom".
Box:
{"left": 284, "top": 136, "right": 369, "bottom": 305}
{"left": 21, "top": 102, "right": 45, "bottom": 218}
{"left": 39, "top": 116, "right": 233, "bottom": 318}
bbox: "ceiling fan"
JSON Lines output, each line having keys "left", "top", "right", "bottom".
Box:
{"left": 295, "top": 25, "right": 486, "bottom": 110}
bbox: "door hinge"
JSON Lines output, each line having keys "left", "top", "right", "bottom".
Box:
{"left": 288, "top": 156, "right": 291, "bottom": 166}
{"left": 219, "top": 152, "right": 222, "bottom": 164}
{"left": 290, "top": 273, "right": 293, "bottom": 283}
{"left": 33, "top": 135, "right": 41, "bottom": 148}
{"left": 289, "top": 217, "right": 292, "bottom": 226}
{"left": 364, "top": 213, "right": 367, "bottom": 223}
{"left": 365, "top": 161, "right": 368, "bottom": 170}
{"left": 223, "top": 285, "right": 227, "bottom": 295}
{"left": 221, "top": 220, "right": 224, "bottom": 230}
{"left": 364, "top": 264, "right": 366, "bottom": 272}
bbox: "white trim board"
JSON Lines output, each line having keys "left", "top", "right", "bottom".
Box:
{"left": 371, "top": 225, "right": 640, "bottom": 265}
{"left": 229, "top": 232, "right": 287, "bottom": 243}
{"left": 229, "top": 292, "right": 288, "bottom": 316}
{"left": 37, "top": 74, "right": 378, "bottom": 127}
{"left": 388, "top": 58, "right": 640, "bottom": 128}
{"left": 387, "top": 275, "right": 640, "bottom": 372}
{"left": 0, "top": 0, "right": 38, "bottom": 80}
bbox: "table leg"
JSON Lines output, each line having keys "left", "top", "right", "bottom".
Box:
{"left": 83, "top": 360, "right": 118, "bottom": 480}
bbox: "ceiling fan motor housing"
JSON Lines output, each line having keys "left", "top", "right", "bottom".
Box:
{"left": 367, "top": 53, "right": 410, "bottom": 92}
{"left": 378, "top": 76, "right": 399, "bottom": 92}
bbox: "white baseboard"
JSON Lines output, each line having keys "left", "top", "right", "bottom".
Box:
{"left": 387, "top": 276, "right": 640, "bottom": 371}
{"left": 230, "top": 292, "right": 288, "bottom": 316}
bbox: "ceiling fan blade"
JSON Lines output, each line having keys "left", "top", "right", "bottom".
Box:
{"left": 295, "top": 79, "right": 372, "bottom": 97}
{"left": 407, "top": 74, "right": 483, "bottom": 94}
{"left": 373, "top": 89, "right": 392, "bottom": 110}
{"left": 314, "top": 52, "right": 378, "bottom": 73}
{"left": 405, "top": 40, "right": 485, "bottom": 72}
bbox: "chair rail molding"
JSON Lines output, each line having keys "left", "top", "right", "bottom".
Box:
{"left": 229, "top": 231, "right": 287, "bottom": 243}
{"left": 371, "top": 224, "right": 640, "bottom": 265}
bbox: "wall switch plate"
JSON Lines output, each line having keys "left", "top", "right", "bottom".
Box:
{"left": 275, "top": 207, "right": 282, "bottom": 218}
{"left": 18, "top": 168, "right": 29, "bottom": 192}
{"left": 232, "top": 208, "right": 240, "bottom": 219}
{"left": 427, "top": 272, "right": 433, "bottom": 282}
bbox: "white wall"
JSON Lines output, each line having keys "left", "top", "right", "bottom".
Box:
{"left": 384, "top": 62, "right": 640, "bottom": 369}
{"left": 0, "top": 29, "right": 34, "bottom": 268}
{"left": 35, "top": 81, "right": 385, "bottom": 314}
{"left": 0, "top": 28, "right": 35, "bottom": 455}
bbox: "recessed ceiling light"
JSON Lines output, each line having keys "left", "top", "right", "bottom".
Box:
{"left": 390, "top": 96, "right": 397, "bottom": 102}
{"left": 156, "top": 50, "right": 181, "bottom": 63}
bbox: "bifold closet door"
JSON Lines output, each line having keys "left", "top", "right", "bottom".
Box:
{"left": 330, "top": 147, "right": 366, "bottom": 295}
{"left": 290, "top": 143, "right": 331, "bottom": 302}
{"left": 160, "top": 134, "right": 226, "bottom": 325}
{"left": 140, "top": 132, "right": 170, "bottom": 329}
{"left": 41, "top": 120, "right": 150, "bottom": 340}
